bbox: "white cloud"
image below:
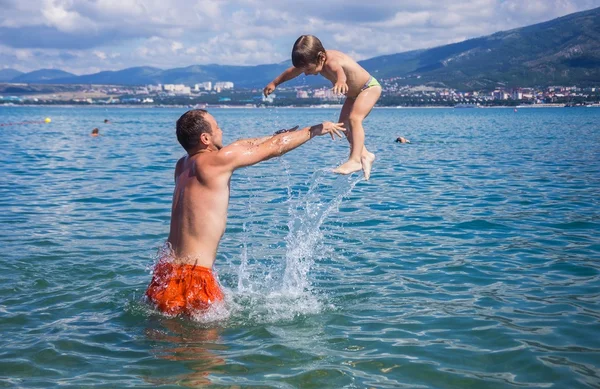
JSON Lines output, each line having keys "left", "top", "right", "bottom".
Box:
{"left": 171, "top": 41, "right": 184, "bottom": 52}
{"left": 41, "top": 0, "right": 97, "bottom": 33}
{"left": 0, "top": 0, "right": 597, "bottom": 73}
{"left": 15, "top": 49, "right": 33, "bottom": 60}
{"left": 93, "top": 50, "right": 107, "bottom": 60}
{"left": 373, "top": 11, "right": 431, "bottom": 28}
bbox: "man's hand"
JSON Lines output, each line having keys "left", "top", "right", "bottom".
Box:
{"left": 333, "top": 82, "right": 348, "bottom": 95}
{"left": 310, "top": 122, "right": 346, "bottom": 140}
{"left": 264, "top": 82, "right": 276, "bottom": 97}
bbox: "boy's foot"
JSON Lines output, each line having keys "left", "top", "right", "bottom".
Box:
{"left": 333, "top": 160, "right": 362, "bottom": 176}
{"left": 361, "top": 152, "right": 376, "bottom": 180}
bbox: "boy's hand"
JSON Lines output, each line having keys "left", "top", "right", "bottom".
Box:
{"left": 311, "top": 122, "right": 346, "bottom": 140}
{"left": 264, "top": 82, "right": 276, "bottom": 97}
{"left": 333, "top": 82, "right": 348, "bottom": 95}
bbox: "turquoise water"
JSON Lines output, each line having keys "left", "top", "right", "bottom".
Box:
{"left": 0, "top": 106, "right": 599, "bottom": 388}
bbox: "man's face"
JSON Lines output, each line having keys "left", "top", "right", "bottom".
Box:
{"left": 205, "top": 113, "right": 224, "bottom": 150}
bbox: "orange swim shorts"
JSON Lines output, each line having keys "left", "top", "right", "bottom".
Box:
{"left": 146, "top": 259, "right": 224, "bottom": 316}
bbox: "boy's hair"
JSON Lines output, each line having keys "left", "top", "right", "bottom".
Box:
{"left": 292, "top": 35, "right": 325, "bottom": 68}
{"left": 176, "top": 109, "right": 212, "bottom": 151}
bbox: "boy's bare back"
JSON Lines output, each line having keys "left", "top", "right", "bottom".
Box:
{"left": 319, "top": 50, "right": 371, "bottom": 97}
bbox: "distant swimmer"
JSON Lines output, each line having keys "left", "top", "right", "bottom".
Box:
{"left": 264, "top": 35, "right": 379, "bottom": 180}
{"left": 91, "top": 128, "right": 99, "bottom": 137}
{"left": 145, "top": 109, "right": 345, "bottom": 317}
{"left": 104, "top": 119, "right": 110, "bottom": 123}
{"left": 395, "top": 137, "right": 410, "bottom": 143}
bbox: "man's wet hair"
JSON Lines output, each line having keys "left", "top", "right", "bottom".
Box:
{"left": 292, "top": 35, "right": 326, "bottom": 68}
{"left": 176, "top": 109, "right": 212, "bottom": 151}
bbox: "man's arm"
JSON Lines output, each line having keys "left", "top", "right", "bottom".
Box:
{"left": 231, "top": 136, "right": 274, "bottom": 147}
{"left": 215, "top": 122, "right": 345, "bottom": 171}
{"left": 231, "top": 126, "right": 299, "bottom": 147}
{"left": 264, "top": 67, "right": 303, "bottom": 96}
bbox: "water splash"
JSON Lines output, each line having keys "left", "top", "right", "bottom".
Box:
{"left": 281, "top": 170, "right": 361, "bottom": 295}
{"left": 229, "top": 170, "right": 361, "bottom": 324}
{"left": 236, "top": 222, "right": 251, "bottom": 292}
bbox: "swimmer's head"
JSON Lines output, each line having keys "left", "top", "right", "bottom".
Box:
{"left": 176, "top": 109, "right": 223, "bottom": 152}
{"left": 292, "top": 35, "right": 326, "bottom": 75}
{"left": 91, "top": 128, "right": 99, "bottom": 136}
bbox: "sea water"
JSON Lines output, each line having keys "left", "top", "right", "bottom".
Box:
{"left": 0, "top": 106, "right": 599, "bottom": 388}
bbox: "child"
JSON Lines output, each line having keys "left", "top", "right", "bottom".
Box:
{"left": 264, "top": 35, "right": 380, "bottom": 179}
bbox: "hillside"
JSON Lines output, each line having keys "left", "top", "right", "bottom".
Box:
{"left": 361, "top": 6, "right": 600, "bottom": 88}
{"left": 11, "top": 69, "right": 76, "bottom": 83}
{"left": 0, "top": 69, "right": 23, "bottom": 82}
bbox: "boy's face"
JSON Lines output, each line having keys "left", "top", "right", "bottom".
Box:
{"left": 302, "top": 62, "right": 323, "bottom": 76}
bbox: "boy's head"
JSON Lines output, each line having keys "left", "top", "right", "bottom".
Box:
{"left": 292, "top": 35, "right": 326, "bottom": 75}
{"left": 176, "top": 109, "right": 223, "bottom": 152}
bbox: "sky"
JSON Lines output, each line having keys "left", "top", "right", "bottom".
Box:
{"left": 1, "top": 0, "right": 599, "bottom": 75}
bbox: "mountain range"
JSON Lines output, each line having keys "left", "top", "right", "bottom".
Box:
{"left": 2, "top": 7, "right": 599, "bottom": 89}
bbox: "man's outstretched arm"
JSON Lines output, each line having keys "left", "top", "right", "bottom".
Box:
{"left": 216, "top": 122, "right": 345, "bottom": 171}
{"left": 231, "top": 126, "right": 299, "bottom": 147}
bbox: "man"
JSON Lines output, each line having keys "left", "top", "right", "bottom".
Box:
{"left": 146, "top": 109, "right": 345, "bottom": 316}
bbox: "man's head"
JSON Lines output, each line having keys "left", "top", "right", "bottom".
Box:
{"left": 292, "top": 35, "right": 326, "bottom": 75}
{"left": 91, "top": 128, "right": 99, "bottom": 136}
{"left": 176, "top": 109, "right": 223, "bottom": 152}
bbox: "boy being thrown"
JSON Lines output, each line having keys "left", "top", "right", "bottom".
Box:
{"left": 264, "top": 35, "right": 380, "bottom": 180}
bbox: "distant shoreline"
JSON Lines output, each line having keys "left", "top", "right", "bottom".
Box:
{"left": 0, "top": 104, "right": 579, "bottom": 109}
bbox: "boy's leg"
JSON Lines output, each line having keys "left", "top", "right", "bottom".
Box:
{"left": 338, "top": 98, "right": 354, "bottom": 150}
{"left": 338, "top": 98, "right": 373, "bottom": 158}
{"left": 333, "top": 86, "right": 381, "bottom": 179}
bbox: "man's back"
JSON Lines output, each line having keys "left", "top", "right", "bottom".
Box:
{"left": 167, "top": 153, "right": 230, "bottom": 267}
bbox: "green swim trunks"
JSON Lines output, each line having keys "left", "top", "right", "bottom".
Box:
{"left": 361, "top": 76, "right": 380, "bottom": 91}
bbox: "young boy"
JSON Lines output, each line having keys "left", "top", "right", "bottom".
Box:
{"left": 264, "top": 35, "right": 380, "bottom": 179}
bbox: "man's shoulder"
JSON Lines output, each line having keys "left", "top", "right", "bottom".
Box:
{"left": 174, "top": 155, "right": 186, "bottom": 172}
{"left": 196, "top": 150, "right": 235, "bottom": 172}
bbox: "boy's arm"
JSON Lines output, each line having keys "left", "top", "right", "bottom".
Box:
{"left": 215, "top": 122, "right": 345, "bottom": 171}
{"left": 264, "top": 67, "right": 303, "bottom": 96}
{"left": 325, "top": 61, "right": 348, "bottom": 95}
{"left": 274, "top": 66, "right": 303, "bottom": 86}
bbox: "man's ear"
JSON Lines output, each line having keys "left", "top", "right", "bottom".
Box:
{"left": 200, "top": 132, "right": 211, "bottom": 145}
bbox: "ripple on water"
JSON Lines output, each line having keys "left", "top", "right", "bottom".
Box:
{"left": 1, "top": 107, "right": 599, "bottom": 388}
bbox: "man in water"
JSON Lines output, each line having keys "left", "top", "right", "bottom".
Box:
{"left": 146, "top": 109, "right": 345, "bottom": 316}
